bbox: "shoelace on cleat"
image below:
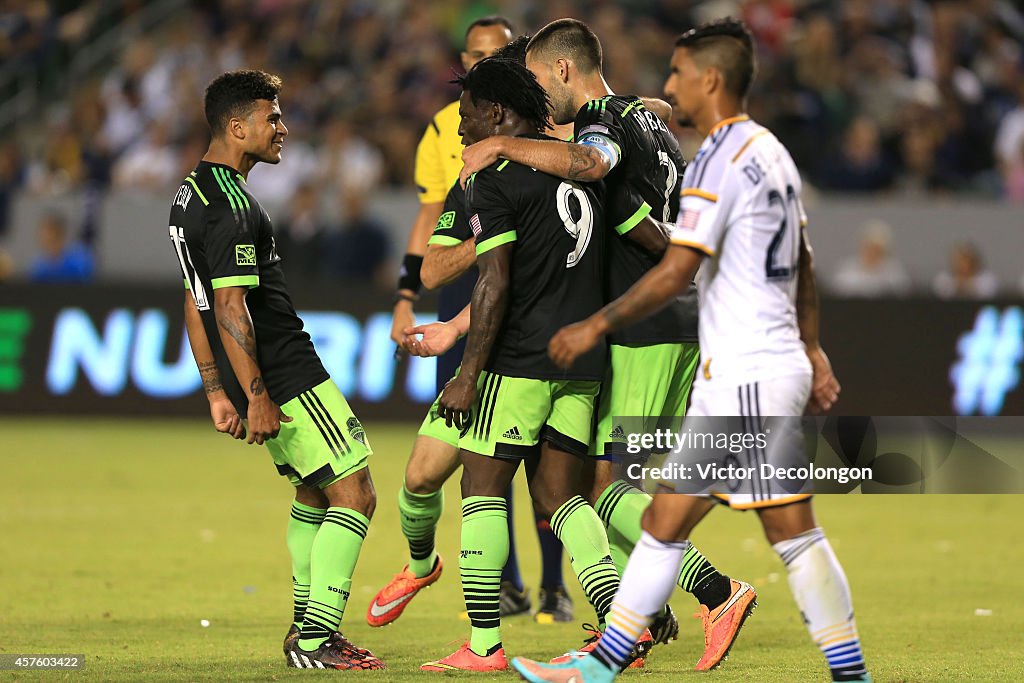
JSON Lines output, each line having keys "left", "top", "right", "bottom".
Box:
{"left": 578, "top": 622, "right": 602, "bottom": 646}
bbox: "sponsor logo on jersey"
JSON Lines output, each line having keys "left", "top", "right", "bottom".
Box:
{"left": 502, "top": 426, "right": 522, "bottom": 440}
{"left": 435, "top": 211, "right": 456, "bottom": 232}
{"left": 235, "top": 244, "right": 257, "bottom": 266}
{"left": 609, "top": 425, "right": 626, "bottom": 440}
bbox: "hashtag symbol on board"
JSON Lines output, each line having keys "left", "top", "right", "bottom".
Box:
{"left": 949, "top": 306, "right": 1024, "bottom": 416}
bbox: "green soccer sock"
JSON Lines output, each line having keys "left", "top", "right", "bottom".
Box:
{"left": 297, "top": 508, "right": 369, "bottom": 651}
{"left": 595, "top": 480, "right": 730, "bottom": 607}
{"left": 594, "top": 480, "right": 649, "bottom": 577}
{"left": 551, "top": 495, "right": 620, "bottom": 629}
{"left": 460, "top": 496, "right": 508, "bottom": 656}
{"left": 678, "top": 542, "right": 732, "bottom": 609}
{"left": 398, "top": 483, "right": 444, "bottom": 578}
{"left": 287, "top": 501, "right": 326, "bottom": 629}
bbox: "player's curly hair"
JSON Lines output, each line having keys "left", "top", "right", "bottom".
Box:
{"left": 204, "top": 70, "right": 283, "bottom": 135}
{"left": 676, "top": 18, "right": 757, "bottom": 100}
{"left": 494, "top": 35, "right": 531, "bottom": 64}
{"left": 452, "top": 58, "right": 552, "bottom": 133}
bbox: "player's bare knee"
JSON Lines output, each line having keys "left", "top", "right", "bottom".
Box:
{"left": 323, "top": 467, "right": 377, "bottom": 518}
{"left": 294, "top": 483, "right": 328, "bottom": 509}
{"left": 405, "top": 437, "right": 459, "bottom": 494}
{"left": 758, "top": 501, "right": 816, "bottom": 545}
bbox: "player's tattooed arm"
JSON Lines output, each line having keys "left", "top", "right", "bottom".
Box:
{"left": 213, "top": 287, "right": 264, "bottom": 398}
{"left": 213, "top": 286, "right": 290, "bottom": 444}
{"left": 199, "top": 361, "right": 223, "bottom": 395}
{"left": 422, "top": 240, "right": 477, "bottom": 289}
{"left": 183, "top": 292, "right": 228, "bottom": 400}
{"left": 182, "top": 291, "right": 245, "bottom": 438}
{"left": 566, "top": 144, "right": 607, "bottom": 181}
{"left": 462, "top": 137, "right": 611, "bottom": 186}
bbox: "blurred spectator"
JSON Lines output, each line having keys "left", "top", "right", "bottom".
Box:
{"left": 894, "top": 124, "right": 955, "bottom": 196}
{"left": 1003, "top": 138, "right": 1024, "bottom": 202}
{"left": 995, "top": 79, "right": 1024, "bottom": 186}
{"left": 831, "top": 220, "right": 911, "bottom": 297}
{"left": 817, "top": 117, "right": 894, "bottom": 192}
{"left": 277, "top": 182, "right": 327, "bottom": 279}
{"left": 0, "top": 248, "right": 13, "bottom": 282}
{"left": 318, "top": 120, "right": 384, "bottom": 199}
{"left": 29, "top": 212, "right": 94, "bottom": 283}
{"left": 112, "top": 121, "right": 179, "bottom": 193}
{"left": 323, "top": 192, "right": 391, "bottom": 285}
{"left": 933, "top": 243, "right": 999, "bottom": 299}
{"left": 3, "top": 0, "right": 1024, "bottom": 286}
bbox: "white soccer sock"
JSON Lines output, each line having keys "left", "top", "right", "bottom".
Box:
{"left": 773, "top": 527, "right": 868, "bottom": 681}
{"left": 592, "top": 531, "right": 687, "bottom": 671}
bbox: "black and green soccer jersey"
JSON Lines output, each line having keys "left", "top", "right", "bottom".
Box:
{"left": 466, "top": 137, "right": 606, "bottom": 381}
{"left": 168, "top": 160, "right": 328, "bottom": 413}
{"left": 427, "top": 181, "right": 473, "bottom": 246}
{"left": 574, "top": 95, "right": 698, "bottom": 345}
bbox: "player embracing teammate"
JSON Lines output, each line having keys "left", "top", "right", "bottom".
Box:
{"left": 513, "top": 18, "right": 872, "bottom": 683}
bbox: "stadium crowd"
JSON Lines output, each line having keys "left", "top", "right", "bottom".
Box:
{"left": 1, "top": 0, "right": 1023, "bottom": 287}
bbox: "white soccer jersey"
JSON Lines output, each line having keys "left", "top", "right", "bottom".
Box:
{"left": 670, "top": 115, "right": 811, "bottom": 386}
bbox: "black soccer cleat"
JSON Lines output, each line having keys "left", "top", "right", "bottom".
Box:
{"left": 649, "top": 603, "right": 680, "bottom": 645}
{"left": 535, "top": 585, "right": 574, "bottom": 623}
{"left": 287, "top": 632, "right": 386, "bottom": 670}
{"left": 282, "top": 623, "right": 300, "bottom": 657}
{"left": 499, "top": 580, "right": 532, "bottom": 617}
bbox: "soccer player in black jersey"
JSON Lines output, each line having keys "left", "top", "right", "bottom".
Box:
{"left": 413, "top": 57, "right": 627, "bottom": 673}
{"left": 168, "top": 70, "right": 384, "bottom": 670}
{"left": 459, "top": 18, "right": 754, "bottom": 667}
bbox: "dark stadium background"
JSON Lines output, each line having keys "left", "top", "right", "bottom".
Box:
{"left": 2, "top": 0, "right": 1023, "bottom": 420}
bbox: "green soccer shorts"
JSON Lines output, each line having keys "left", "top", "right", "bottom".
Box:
{"left": 417, "top": 390, "right": 461, "bottom": 448}
{"left": 457, "top": 370, "right": 600, "bottom": 460}
{"left": 595, "top": 342, "right": 700, "bottom": 457}
{"left": 265, "top": 378, "right": 372, "bottom": 489}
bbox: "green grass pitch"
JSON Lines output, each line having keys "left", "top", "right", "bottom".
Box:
{"left": 2, "top": 417, "right": 1023, "bottom": 681}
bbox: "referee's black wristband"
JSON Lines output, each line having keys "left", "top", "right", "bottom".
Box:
{"left": 398, "top": 253, "right": 424, "bottom": 294}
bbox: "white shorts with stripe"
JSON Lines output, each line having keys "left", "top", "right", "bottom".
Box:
{"left": 666, "top": 373, "right": 813, "bottom": 509}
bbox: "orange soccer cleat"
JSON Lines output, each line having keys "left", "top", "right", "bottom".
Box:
{"left": 366, "top": 555, "right": 443, "bottom": 627}
{"left": 694, "top": 579, "right": 757, "bottom": 670}
{"left": 420, "top": 642, "right": 508, "bottom": 672}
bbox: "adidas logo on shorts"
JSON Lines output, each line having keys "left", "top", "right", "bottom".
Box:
{"left": 502, "top": 426, "right": 523, "bottom": 441}
{"left": 610, "top": 425, "right": 626, "bottom": 439}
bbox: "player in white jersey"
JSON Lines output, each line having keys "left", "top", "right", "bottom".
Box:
{"left": 514, "top": 18, "right": 871, "bottom": 683}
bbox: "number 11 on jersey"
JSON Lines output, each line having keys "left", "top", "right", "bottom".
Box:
{"left": 169, "top": 225, "right": 210, "bottom": 310}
